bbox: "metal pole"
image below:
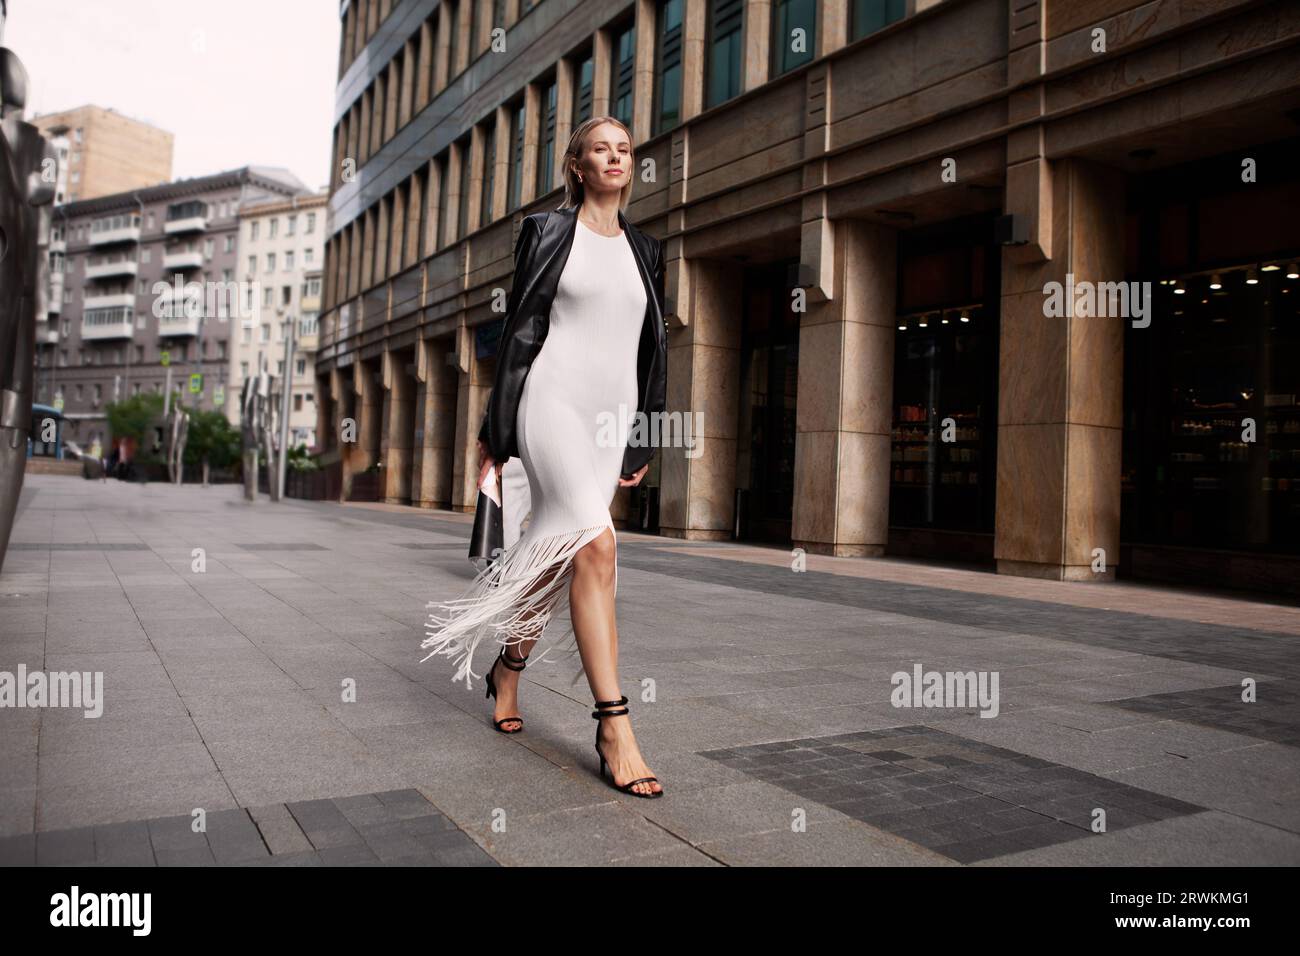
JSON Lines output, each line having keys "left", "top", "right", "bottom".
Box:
{"left": 277, "top": 318, "right": 295, "bottom": 500}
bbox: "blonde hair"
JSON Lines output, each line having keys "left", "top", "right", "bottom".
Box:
{"left": 559, "top": 116, "right": 635, "bottom": 210}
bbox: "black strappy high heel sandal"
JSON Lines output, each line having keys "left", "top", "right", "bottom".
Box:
{"left": 485, "top": 646, "right": 529, "bottom": 734}
{"left": 592, "top": 696, "right": 663, "bottom": 798}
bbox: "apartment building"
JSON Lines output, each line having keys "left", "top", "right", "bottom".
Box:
{"left": 230, "top": 193, "right": 329, "bottom": 448}
{"left": 41, "top": 167, "right": 309, "bottom": 447}
{"left": 316, "top": 0, "right": 1300, "bottom": 595}
{"left": 31, "top": 105, "right": 174, "bottom": 203}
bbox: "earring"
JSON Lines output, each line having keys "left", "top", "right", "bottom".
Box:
{"left": 578, "top": 174, "right": 583, "bottom": 183}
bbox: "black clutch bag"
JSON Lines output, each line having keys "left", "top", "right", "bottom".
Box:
{"left": 468, "top": 463, "right": 504, "bottom": 571}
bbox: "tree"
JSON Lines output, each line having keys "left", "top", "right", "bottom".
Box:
{"left": 106, "top": 393, "right": 166, "bottom": 473}
{"left": 184, "top": 410, "right": 240, "bottom": 487}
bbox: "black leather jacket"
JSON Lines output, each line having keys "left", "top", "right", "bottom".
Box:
{"left": 478, "top": 204, "right": 667, "bottom": 481}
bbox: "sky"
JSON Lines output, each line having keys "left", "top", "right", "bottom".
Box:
{"left": 7, "top": 0, "right": 341, "bottom": 191}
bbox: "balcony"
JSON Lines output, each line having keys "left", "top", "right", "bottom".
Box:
{"left": 89, "top": 223, "right": 141, "bottom": 246}
{"left": 41, "top": 325, "right": 59, "bottom": 345}
{"left": 49, "top": 237, "right": 66, "bottom": 253}
{"left": 47, "top": 285, "right": 62, "bottom": 315}
{"left": 82, "top": 292, "right": 136, "bottom": 311}
{"left": 85, "top": 258, "right": 138, "bottom": 280}
{"left": 163, "top": 250, "right": 204, "bottom": 271}
{"left": 158, "top": 313, "right": 201, "bottom": 337}
{"left": 164, "top": 215, "right": 207, "bottom": 235}
{"left": 81, "top": 316, "right": 135, "bottom": 341}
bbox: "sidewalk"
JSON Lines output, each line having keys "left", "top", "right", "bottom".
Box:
{"left": 1, "top": 474, "right": 1297, "bottom": 866}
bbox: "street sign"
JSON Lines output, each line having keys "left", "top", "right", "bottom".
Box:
{"left": 189, "top": 373, "right": 203, "bottom": 394}
{"left": 160, "top": 351, "right": 171, "bottom": 367}
{"left": 53, "top": 395, "right": 64, "bottom": 412}
{"left": 214, "top": 385, "right": 225, "bottom": 405}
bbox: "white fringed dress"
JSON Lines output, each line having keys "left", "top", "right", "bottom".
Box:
{"left": 421, "top": 218, "right": 648, "bottom": 686}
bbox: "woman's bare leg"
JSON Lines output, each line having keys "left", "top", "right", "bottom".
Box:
{"left": 569, "top": 528, "right": 661, "bottom": 795}
{"left": 486, "top": 565, "right": 559, "bottom": 730}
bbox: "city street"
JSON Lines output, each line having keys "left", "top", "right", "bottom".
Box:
{"left": 1, "top": 473, "right": 1297, "bottom": 866}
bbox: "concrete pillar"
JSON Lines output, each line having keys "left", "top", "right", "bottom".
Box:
{"left": 633, "top": 0, "right": 656, "bottom": 144}
{"left": 381, "top": 349, "right": 416, "bottom": 503}
{"left": 659, "top": 259, "right": 744, "bottom": 541}
{"left": 356, "top": 359, "right": 383, "bottom": 474}
{"left": 334, "top": 366, "right": 358, "bottom": 501}
{"left": 412, "top": 336, "right": 458, "bottom": 509}
{"left": 453, "top": 324, "right": 494, "bottom": 512}
{"left": 742, "top": 0, "right": 771, "bottom": 93}
{"left": 680, "top": 0, "right": 707, "bottom": 122}
{"left": 794, "top": 221, "right": 897, "bottom": 557}
{"left": 995, "top": 158, "right": 1125, "bottom": 581}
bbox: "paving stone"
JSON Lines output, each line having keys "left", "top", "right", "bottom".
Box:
{"left": 700, "top": 725, "right": 1208, "bottom": 863}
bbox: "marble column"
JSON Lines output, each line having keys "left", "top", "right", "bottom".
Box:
{"left": 996, "top": 158, "right": 1125, "bottom": 581}
{"left": 412, "top": 336, "right": 458, "bottom": 509}
{"left": 793, "top": 220, "right": 897, "bottom": 557}
{"left": 381, "top": 349, "right": 416, "bottom": 503}
{"left": 659, "top": 259, "right": 744, "bottom": 541}
{"left": 454, "top": 324, "right": 493, "bottom": 513}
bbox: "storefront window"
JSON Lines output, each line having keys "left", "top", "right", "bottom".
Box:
{"left": 1124, "top": 263, "right": 1300, "bottom": 554}
{"left": 1123, "top": 145, "right": 1300, "bottom": 558}
{"left": 890, "top": 215, "right": 1000, "bottom": 556}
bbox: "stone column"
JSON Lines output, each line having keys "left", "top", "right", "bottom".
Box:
{"left": 794, "top": 220, "right": 896, "bottom": 557}
{"left": 659, "top": 259, "right": 744, "bottom": 541}
{"left": 381, "top": 349, "right": 415, "bottom": 503}
{"left": 453, "top": 324, "right": 493, "bottom": 512}
{"left": 412, "top": 336, "right": 458, "bottom": 509}
{"left": 995, "top": 158, "right": 1125, "bottom": 581}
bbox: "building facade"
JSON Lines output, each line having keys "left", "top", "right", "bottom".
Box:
{"left": 230, "top": 193, "right": 329, "bottom": 448}
{"left": 317, "top": 0, "right": 1300, "bottom": 596}
{"left": 40, "top": 167, "right": 308, "bottom": 448}
{"left": 31, "top": 105, "right": 174, "bottom": 204}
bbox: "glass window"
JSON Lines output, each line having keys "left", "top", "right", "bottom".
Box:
{"left": 611, "top": 23, "right": 636, "bottom": 128}
{"left": 572, "top": 53, "right": 594, "bottom": 126}
{"left": 654, "top": 0, "right": 683, "bottom": 136}
{"left": 706, "top": 0, "right": 743, "bottom": 108}
{"left": 851, "top": 0, "right": 906, "bottom": 41}
{"left": 770, "top": 0, "right": 816, "bottom": 76}
{"left": 481, "top": 122, "right": 497, "bottom": 224}
{"left": 458, "top": 136, "right": 474, "bottom": 238}
{"left": 436, "top": 152, "right": 451, "bottom": 246}
{"left": 537, "top": 79, "right": 557, "bottom": 195}
{"left": 507, "top": 102, "right": 525, "bottom": 212}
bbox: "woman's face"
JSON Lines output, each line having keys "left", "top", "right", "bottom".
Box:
{"left": 574, "top": 122, "right": 632, "bottom": 198}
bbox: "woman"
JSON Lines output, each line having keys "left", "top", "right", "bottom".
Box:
{"left": 422, "top": 116, "right": 667, "bottom": 798}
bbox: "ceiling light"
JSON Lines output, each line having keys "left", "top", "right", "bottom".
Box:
{"left": 1209, "top": 273, "right": 1222, "bottom": 290}
{"left": 1286, "top": 263, "right": 1298, "bottom": 279}
{"left": 1246, "top": 266, "right": 1258, "bottom": 285}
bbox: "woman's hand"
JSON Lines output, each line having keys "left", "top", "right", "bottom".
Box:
{"left": 477, "top": 439, "right": 504, "bottom": 491}
{"left": 617, "top": 464, "right": 649, "bottom": 488}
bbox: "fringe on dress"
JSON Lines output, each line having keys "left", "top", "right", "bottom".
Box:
{"left": 421, "top": 519, "right": 618, "bottom": 689}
